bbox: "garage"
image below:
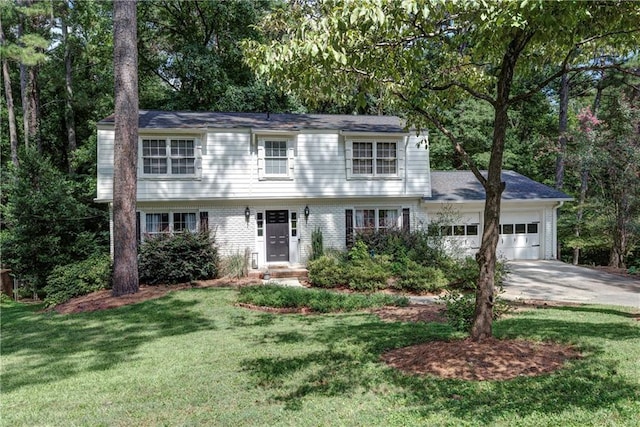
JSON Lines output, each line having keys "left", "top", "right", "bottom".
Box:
{"left": 423, "top": 170, "right": 573, "bottom": 261}
{"left": 497, "top": 212, "right": 541, "bottom": 260}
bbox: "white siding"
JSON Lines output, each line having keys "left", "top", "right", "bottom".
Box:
{"left": 96, "top": 129, "right": 115, "bottom": 201}
{"left": 96, "top": 128, "right": 430, "bottom": 202}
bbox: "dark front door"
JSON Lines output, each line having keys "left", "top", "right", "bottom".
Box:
{"left": 266, "top": 210, "right": 289, "bottom": 262}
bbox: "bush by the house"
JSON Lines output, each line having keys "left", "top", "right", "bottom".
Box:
{"left": 43, "top": 254, "right": 112, "bottom": 307}
{"left": 310, "top": 227, "right": 324, "bottom": 261}
{"left": 392, "top": 259, "right": 448, "bottom": 293}
{"left": 219, "top": 248, "right": 249, "bottom": 278}
{"left": 138, "top": 231, "right": 218, "bottom": 285}
{"left": 345, "top": 241, "right": 392, "bottom": 291}
{"left": 307, "top": 253, "right": 346, "bottom": 288}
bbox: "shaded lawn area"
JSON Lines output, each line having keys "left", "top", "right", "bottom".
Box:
{"left": 1, "top": 288, "right": 639, "bottom": 426}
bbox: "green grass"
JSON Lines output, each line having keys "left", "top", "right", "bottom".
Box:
{"left": 1, "top": 288, "right": 639, "bottom": 426}
{"left": 238, "top": 284, "right": 409, "bottom": 312}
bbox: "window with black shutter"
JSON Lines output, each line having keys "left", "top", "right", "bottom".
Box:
{"left": 402, "top": 208, "right": 410, "bottom": 232}
{"left": 345, "top": 209, "right": 354, "bottom": 248}
{"left": 199, "top": 211, "right": 209, "bottom": 232}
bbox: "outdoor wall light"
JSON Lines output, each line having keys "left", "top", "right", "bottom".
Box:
{"left": 304, "top": 205, "right": 310, "bottom": 219}
{"left": 244, "top": 206, "right": 251, "bottom": 221}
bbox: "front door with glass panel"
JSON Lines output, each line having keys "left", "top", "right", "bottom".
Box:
{"left": 266, "top": 210, "right": 289, "bottom": 262}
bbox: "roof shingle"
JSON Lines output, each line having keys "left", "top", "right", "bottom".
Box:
{"left": 99, "top": 110, "right": 408, "bottom": 133}
{"left": 426, "top": 170, "right": 572, "bottom": 201}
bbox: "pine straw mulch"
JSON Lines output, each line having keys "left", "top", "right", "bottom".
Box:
{"left": 50, "top": 283, "right": 590, "bottom": 381}
{"left": 51, "top": 277, "right": 261, "bottom": 315}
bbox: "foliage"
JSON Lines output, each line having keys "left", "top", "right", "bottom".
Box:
{"left": 136, "top": 0, "right": 302, "bottom": 113}
{"left": 43, "top": 254, "right": 112, "bottom": 307}
{"left": 138, "top": 232, "right": 218, "bottom": 285}
{"left": 219, "top": 248, "right": 250, "bottom": 279}
{"left": 391, "top": 259, "right": 448, "bottom": 293}
{"left": 439, "top": 287, "right": 511, "bottom": 333}
{"left": 237, "top": 285, "right": 408, "bottom": 313}
{"left": 307, "top": 253, "right": 346, "bottom": 288}
{"left": 345, "top": 241, "right": 392, "bottom": 291}
{"left": 355, "top": 228, "right": 437, "bottom": 265}
{"left": 0, "top": 149, "right": 108, "bottom": 292}
{"left": 310, "top": 227, "right": 324, "bottom": 261}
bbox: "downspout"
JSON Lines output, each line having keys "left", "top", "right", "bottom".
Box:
{"left": 403, "top": 136, "right": 409, "bottom": 195}
{"left": 553, "top": 201, "right": 565, "bottom": 260}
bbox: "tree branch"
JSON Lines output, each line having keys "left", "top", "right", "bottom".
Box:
{"left": 422, "top": 80, "right": 496, "bottom": 106}
{"left": 394, "top": 91, "right": 487, "bottom": 186}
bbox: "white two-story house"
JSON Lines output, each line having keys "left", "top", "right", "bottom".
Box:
{"left": 96, "top": 110, "right": 571, "bottom": 267}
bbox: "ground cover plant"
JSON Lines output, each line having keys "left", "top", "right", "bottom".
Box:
{"left": 238, "top": 284, "right": 409, "bottom": 312}
{"left": 2, "top": 287, "right": 639, "bottom": 426}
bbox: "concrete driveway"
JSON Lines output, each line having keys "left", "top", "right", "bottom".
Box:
{"left": 503, "top": 260, "right": 640, "bottom": 308}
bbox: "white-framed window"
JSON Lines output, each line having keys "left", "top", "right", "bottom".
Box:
{"left": 144, "top": 211, "right": 197, "bottom": 236}
{"left": 257, "top": 137, "right": 295, "bottom": 180}
{"left": 439, "top": 224, "right": 479, "bottom": 237}
{"left": 140, "top": 137, "right": 200, "bottom": 176}
{"left": 354, "top": 208, "right": 400, "bottom": 232}
{"left": 346, "top": 139, "right": 403, "bottom": 179}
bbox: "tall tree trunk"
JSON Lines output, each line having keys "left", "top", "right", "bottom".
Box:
{"left": 0, "top": 17, "right": 19, "bottom": 168}
{"left": 62, "top": 12, "right": 77, "bottom": 173}
{"left": 470, "top": 31, "right": 530, "bottom": 342}
{"left": 26, "top": 65, "right": 41, "bottom": 152}
{"left": 572, "top": 167, "right": 588, "bottom": 265}
{"left": 572, "top": 80, "right": 603, "bottom": 266}
{"left": 555, "top": 73, "right": 569, "bottom": 190}
{"left": 112, "top": 0, "right": 139, "bottom": 296}
{"left": 609, "top": 198, "right": 628, "bottom": 269}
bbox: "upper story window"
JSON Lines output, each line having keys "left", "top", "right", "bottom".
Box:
{"left": 265, "top": 140, "right": 288, "bottom": 175}
{"left": 257, "top": 137, "right": 295, "bottom": 180}
{"left": 346, "top": 139, "right": 403, "bottom": 179}
{"left": 141, "top": 137, "right": 199, "bottom": 177}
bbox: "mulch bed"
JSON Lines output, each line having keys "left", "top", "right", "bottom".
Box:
{"left": 382, "top": 337, "right": 581, "bottom": 381}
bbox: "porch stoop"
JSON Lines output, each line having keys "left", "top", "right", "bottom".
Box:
{"left": 248, "top": 266, "right": 308, "bottom": 280}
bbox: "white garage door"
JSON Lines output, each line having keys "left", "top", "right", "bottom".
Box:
{"left": 497, "top": 212, "right": 541, "bottom": 260}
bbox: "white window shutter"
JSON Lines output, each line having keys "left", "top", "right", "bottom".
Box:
{"left": 287, "top": 142, "right": 295, "bottom": 177}
{"left": 345, "top": 140, "right": 353, "bottom": 179}
{"left": 397, "top": 140, "right": 405, "bottom": 178}
{"left": 195, "top": 139, "right": 203, "bottom": 177}
{"left": 257, "top": 140, "right": 265, "bottom": 180}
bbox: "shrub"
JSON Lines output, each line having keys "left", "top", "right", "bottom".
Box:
{"left": 438, "top": 287, "right": 511, "bottom": 333}
{"left": 219, "top": 248, "right": 250, "bottom": 278}
{"left": 307, "top": 254, "right": 346, "bottom": 288}
{"left": 138, "top": 231, "right": 218, "bottom": 285}
{"left": 310, "top": 227, "right": 324, "bottom": 261}
{"left": 238, "top": 285, "right": 408, "bottom": 313}
{"left": 43, "top": 254, "right": 112, "bottom": 307}
{"left": 393, "top": 259, "right": 449, "bottom": 293}
{"left": 1, "top": 149, "right": 108, "bottom": 293}
{"left": 445, "top": 257, "right": 480, "bottom": 289}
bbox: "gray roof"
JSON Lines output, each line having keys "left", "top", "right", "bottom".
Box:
{"left": 99, "top": 110, "right": 408, "bottom": 133}
{"left": 426, "top": 170, "right": 572, "bottom": 202}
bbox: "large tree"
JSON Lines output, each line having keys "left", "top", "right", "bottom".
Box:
{"left": 111, "top": 0, "right": 139, "bottom": 296}
{"left": 245, "top": 0, "right": 640, "bottom": 341}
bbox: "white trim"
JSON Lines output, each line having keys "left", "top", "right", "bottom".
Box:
{"left": 256, "top": 136, "right": 296, "bottom": 181}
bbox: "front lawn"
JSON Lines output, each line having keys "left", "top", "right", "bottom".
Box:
{"left": 1, "top": 289, "right": 639, "bottom": 426}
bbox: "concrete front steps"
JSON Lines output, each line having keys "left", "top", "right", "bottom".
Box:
{"left": 248, "top": 265, "right": 308, "bottom": 281}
